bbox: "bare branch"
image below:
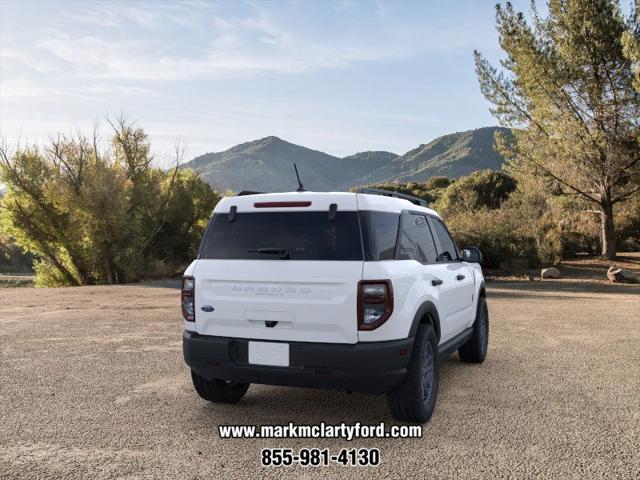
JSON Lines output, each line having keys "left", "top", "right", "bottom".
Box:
{"left": 139, "top": 138, "right": 184, "bottom": 252}
{"left": 612, "top": 183, "right": 640, "bottom": 204}
{"left": 513, "top": 145, "right": 601, "bottom": 203}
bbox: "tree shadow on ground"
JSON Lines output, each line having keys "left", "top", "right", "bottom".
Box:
{"left": 487, "top": 279, "right": 640, "bottom": 296}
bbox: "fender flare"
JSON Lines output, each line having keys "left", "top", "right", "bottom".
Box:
{"left": 470, "top": 280, "right": 487, "bottom": 325}
{"left": 478, "top": 280, "right": 486, "bottom": 300}
{"left": 408, "top": 301, "right": 442, "bottom": 341}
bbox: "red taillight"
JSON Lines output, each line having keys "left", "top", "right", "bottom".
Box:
{"left": 357, "top": 280, "right": 393, "bottom": 331}
{"left": 182, "top": 276, "right": 195, "bottom": 322}
{"left": 254, "top": 201, "right": 312, "bottom": 208}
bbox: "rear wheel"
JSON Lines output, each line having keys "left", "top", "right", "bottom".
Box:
{"left": 458, "top": 296, "right": 489, "bottom": 363}
{"left": 190, "top": 371, "right": 250, "bottom": 403}
{"left": 386, "top": 324, "right": 439, "bottom": 423}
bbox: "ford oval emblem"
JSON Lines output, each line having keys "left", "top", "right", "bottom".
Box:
{"left": 201, "top": 305, "right": 215, "bottom": 312}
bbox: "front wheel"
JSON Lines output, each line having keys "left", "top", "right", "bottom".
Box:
{"left": 386, "top": 324, "right": 439, "bottom": 423}
{"left": 190, "top": 371, "right": 250, "bottom": 403}
{"left": 458, "top": 296, "right": 489, "bottom": 363}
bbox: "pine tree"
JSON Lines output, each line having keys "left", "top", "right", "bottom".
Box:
{"left": 475, "top": 0, "right": 640, "bottom": 259}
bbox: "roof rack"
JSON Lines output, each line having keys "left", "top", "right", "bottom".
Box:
{"left": 355, "top": 188, "right": 428, "bottom": 207}
{"left": 237, "top": 190, "right": 264, "bottom": 196}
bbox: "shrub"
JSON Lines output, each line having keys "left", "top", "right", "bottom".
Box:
{"left": 0, "top": 235, "right": 33, "bottom": 273}
{"left": 0, "top": 120, "right": 219, "bottom": 286}
{"left": 446, "top": 208, "right": 539, "bottom": 269}
{"left": 435, "top": 170, "right": 516, "bottom": 217}
{"left": 425, "top": 176, "right": 451, "bottom": 190}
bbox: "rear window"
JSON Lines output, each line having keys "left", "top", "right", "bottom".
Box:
{"left": 200, "top": 211, "right": 363, "bottom": 261}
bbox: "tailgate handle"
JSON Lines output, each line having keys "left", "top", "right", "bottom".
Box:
{"left": 265, "top": 321, "right": 278, "bottom": 328}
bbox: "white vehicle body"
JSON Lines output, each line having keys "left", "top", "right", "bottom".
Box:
{"left": 184, "top": 192, "right": 482, "bottom": 344}
{"left": 182, "top": 190, "right": 488, "bottom": 422}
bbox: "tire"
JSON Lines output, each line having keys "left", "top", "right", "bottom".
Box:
{"left": 458, "top": 296, "right": 489, "bottom": 363}
{"left": 386, "top": 324, "right": 439, "bottom": 423}
{"left": 190, "top": 370, "right": 250, "bottom": 403}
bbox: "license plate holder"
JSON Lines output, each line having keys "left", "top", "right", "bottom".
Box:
{"left": 248, "top": 341, "right": 289, "bottom": 367}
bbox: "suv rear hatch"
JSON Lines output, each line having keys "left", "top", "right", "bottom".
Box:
{"left": 193, "top": 193, "right": 363, "bottom": 344}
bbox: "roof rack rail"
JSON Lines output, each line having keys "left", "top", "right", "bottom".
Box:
{"left": 355, "top": 187, "right": 428, "bottom": 207}
{"left": 237, "top": 190, "right": 264, "bottom": 196}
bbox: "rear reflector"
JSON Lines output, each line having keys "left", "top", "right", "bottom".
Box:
{"left": 254, "top": 201, "right": 312, "bottom": 208}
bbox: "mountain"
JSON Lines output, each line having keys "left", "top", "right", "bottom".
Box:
{"left": 370, "top": 126, "right": 510, "bottom": 183}
{"left": 182, "top": 127, "right": 510, "bottom": 192}
{"left": 183, "top": 136, "right": 343, "bottom": 192}
{"left": 338, "top": 151, "right": 400, "bottom": 186}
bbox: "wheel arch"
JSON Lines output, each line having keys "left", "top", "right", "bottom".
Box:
{"left": 478, "top": 281, "right": 486, "bottom": 299}
{"left": 408, "top": 301, "right": 442, "bottom": 342}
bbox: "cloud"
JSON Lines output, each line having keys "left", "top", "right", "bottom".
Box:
{"left": 29, "top": 33, "right": 388, "bottom": 82}
{"left": 2, "top": 0, "right": 488, "bottom": 91}
{"left": 61, "top": 4, "right": 160, "bottom": 29}
{"left": 122, "top": 6, "right": 158, "bottom": 27}
{"left": 62, "top": 10, "right": 122, "bottom": 28}
{"left": 0, "top": 0, "right": 499, "bottom": 160}
{"left": 10, "top": 5, "right": 396, "bottom": 83}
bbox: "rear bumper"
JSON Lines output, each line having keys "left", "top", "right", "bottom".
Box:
{"left": 183, "top": 331, "right": 414, "bottom": 394}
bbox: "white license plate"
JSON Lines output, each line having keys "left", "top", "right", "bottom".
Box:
{"left": 248, "top": 341, "right": 289, "bottom": 367}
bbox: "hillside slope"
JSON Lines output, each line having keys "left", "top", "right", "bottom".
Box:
{"left": 183, "top": 136, "right": 343, "bottom": 192}
{"left": 182, "top": 127, "right": 510, "bottom": 192}
{"left": 371, "top": 127, "right": 511, "bottom": 183}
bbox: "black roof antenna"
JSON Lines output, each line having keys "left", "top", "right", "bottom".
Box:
{"left": 293, "top": 163, "right": 305, "bottom": 192}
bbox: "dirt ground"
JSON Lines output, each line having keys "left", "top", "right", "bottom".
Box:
{"left": 485, "top": 251, "right": 640, "bottom": 283}
{"left": 0, "top": 280, "right": 638, "bottom": 479}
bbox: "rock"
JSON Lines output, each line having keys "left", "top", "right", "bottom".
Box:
{"left": 607, "top": 266, "right": 639, "bottom": 283}
{"left": 541, "top": 267, "right": 561, "bottom": 279}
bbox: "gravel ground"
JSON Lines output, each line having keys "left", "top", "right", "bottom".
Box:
{"left": 0, "top": 281, "right": 638, "bottom": 479}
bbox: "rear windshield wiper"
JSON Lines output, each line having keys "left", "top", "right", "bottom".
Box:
{"left": 248, "top": 247, "right": 290, "bottom": 259}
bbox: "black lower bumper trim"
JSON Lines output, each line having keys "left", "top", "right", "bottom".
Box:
{"left": 183, "top": 331, "right": 414, "bottom": 394}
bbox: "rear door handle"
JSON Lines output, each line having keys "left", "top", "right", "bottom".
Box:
{"left": 456, "top": 274, "right": 465, "bottom": 281}
{"left": 431, "top": 278, "right": 443, "bottom": 286}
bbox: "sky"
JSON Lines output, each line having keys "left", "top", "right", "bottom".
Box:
{"left": 0, "top": 0, "right": 534, "bottom": 164}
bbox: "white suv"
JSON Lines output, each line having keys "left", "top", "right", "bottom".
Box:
{"left": 182, "top": 189, "right": 488, "bottom": 423}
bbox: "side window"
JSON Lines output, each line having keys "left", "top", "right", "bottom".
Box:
{"left": 360, "top": 211, "right": 400, "bottom": 261}
{"left": 430, "top": 217, "right": 458, "bottom": 262}
{"left": 396, "top": 213, "right": 438, "bottom": 263}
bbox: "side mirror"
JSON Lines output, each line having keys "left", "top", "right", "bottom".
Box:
{"left": 462, "top": 247, "right": 483, "bottom": 264}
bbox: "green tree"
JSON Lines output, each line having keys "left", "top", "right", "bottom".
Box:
{"left": 0, "top": 119, "right": 218, "bottom": 286}
{"left": 148, "top": 168, "right": 219, "bottom": 268}
{"left": 475, "top": 0, "right": 640, "bottom": 259}
{"left": 425, "top": 176, "right": 452, "bottom": 190}
{"left": 435, "top": 170, "right": 516, "bottom": 217}
{"left": 353, "top": 178, "right": 451, "bottom": 204}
